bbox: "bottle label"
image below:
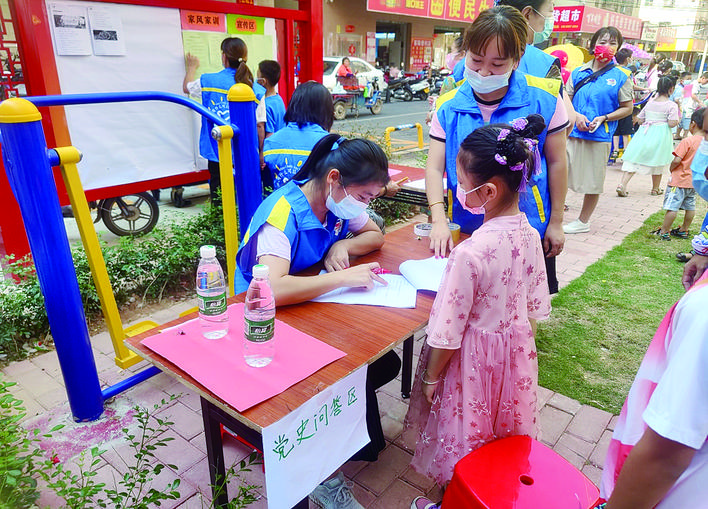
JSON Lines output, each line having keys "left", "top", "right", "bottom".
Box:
{"left": 198, "top": 292, "right": 227, "bottom": 316}
{"left": 244, "top": 317, "right": 274, "bottom": 343}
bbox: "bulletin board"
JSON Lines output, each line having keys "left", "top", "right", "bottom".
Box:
{"left": 45, "top": 0, "right": 276, "bottom": 191}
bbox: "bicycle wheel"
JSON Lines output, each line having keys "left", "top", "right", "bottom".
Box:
{"left": 100, "top": 192, "right": 160, "bottom": 236}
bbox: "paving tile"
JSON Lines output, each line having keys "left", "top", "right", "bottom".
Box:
{"left": 354, "top": 444, "right": 413, "bottom": 495}
{"left": 401, "top": 465, "right": 435, "bottom": 492}
{"left": 340, "top": 458, "right": 369, "bottom": 479}
{"left": 539, "top": 405, "right": 573, "bottom": 446}
{"left": 607, "top": 415, "right": 618, "bottom": 432}
{"left": 426, "top": 483, "right": 444, "bottom": 503}
{"left": 15, "top": 367, "right": 63, "bottom": 398}
{"left": 152, "top": 430, "right": 206, "bottom": 473}
{"left": 582, "top": 463, "right": 603, "bottom": 489}
{"left": 589, "top": 429, "right": 613, "bottom": 468}
{"left": 537, "top": 385, "right": 554, "bottom": 409}
{"left": 547, "top": 392, "right": 582, "bottom": 415}
{"left": 2, "top": 358, "right": 36, "bottom": 378}
{"left": 349, "top": 480, "right": 378, "bottom": 508}
{"left": 381, "top": 414, "right": 404, "bottom": 441}
{"left": 566, "top": 405, "right": 613, "bottom": 443}
{"left": 377, "top": 391, "right": 411, "bottom": 423}
{"left": 369, "top": 478, "right": 424, "bottom": 509}
{"left": 553, "top": 433, "right": 595, "bottom": 470}
{"left": 394, "top": 426, "right": 418, "bottom": 453}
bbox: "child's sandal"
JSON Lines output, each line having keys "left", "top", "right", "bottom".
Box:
{"left": 670, "top": 228, "right": 689, "bottom": 239}
{"left": 616, "top": 184, "right": 628, "bottom": 197}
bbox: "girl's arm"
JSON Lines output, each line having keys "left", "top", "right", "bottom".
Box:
{"left": 667, "top": 103, "right": 680, "bottom": 129}
{"left": 324, "top": 218, "right": 385, "bottom": 272}
{"left": 425, "top": 138, "right": 454, "bottom": 257}
{"left": 259, "top": 254, "right": 386, "bottom": 307}
{"left": 542, "top": 130, "right": 568, "bottom": 258}
{"left": 182, "top": 53, "right": 200, "bottom": 94}
{"left": 422, "top": 347, "right": 457, "bottom": 403}
{"left": 605, "top": 427, "right": 696, "bottom": 509}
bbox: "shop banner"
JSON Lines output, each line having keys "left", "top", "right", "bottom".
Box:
{"left": 656, "top": 26, "right": 677, "bottom": 44}
{"left": 410, "top": 37, "right": 433, "bottom": 70}
{"left": 553, "top": 5, "right": 642, "bottom": 40}
{"left": 642, "top": 24, "right": 658, "bottom": 42}
{"left": 366, "top": 0, "right": 489, "bottom": 23}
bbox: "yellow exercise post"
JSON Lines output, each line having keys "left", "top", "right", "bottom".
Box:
{"left": 384, "top": 122, "right": 424, "bottom": 153}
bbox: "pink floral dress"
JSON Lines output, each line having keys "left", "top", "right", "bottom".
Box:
{"left": 404, "top": 214, "right": 551, "bottom": 486}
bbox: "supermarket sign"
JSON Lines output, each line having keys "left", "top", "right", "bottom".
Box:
{"left": 366, "top": 0, "right": 491, "bottom": 23}
{"left": 553, "top": 5, "right": 643, "bottom": 40}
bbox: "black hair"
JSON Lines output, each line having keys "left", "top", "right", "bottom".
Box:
{"left": 221, "top": 37, "right": 253, "bottom": 87}
{"left": 589, "top": 27, "right": 623, "bottom": 52}
{"left": 453, "top": 35, "right": 464, "bottom": 51}
{"left": 681, "top": 71, "right": 693, "bottom": 78}
{"left": 647, "top": 53, "right": 667, "bottom": 74}
{"left": 292, "top": 134, "right": 389, "bottom": 188}
{"left": 457, "top": 114, "right": 546, "bottom": 193}
{"left": 691, "top": 107, "right": 706, "bottom": 128}
{"left": 463, "top": 5, "right": 528, "bottom": 63}
{"left": 615, "top": 48, "right": 633, "bottom": 65}
{"left": 656, "top": 76, "right": 674, "bottom": 96}
{"left": 658, "top": 60, "right": 673, "bottom": 74}
{"left": 627, "top": 64, "right": 638, "bottom": 74}
{"left": 284, "top": 81, "right": 334, "bottom": 132}
{"left": 258, "top": 60, "right": 281, "bottom": 87}
{"left": 701, "top": 71, "right": 708, "bottom": 80}
{"left": 497, "top": 0, "right": 548, "bottom": 13}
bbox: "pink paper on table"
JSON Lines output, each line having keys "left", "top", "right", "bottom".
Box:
{"left": 141, "top": 303, "right": 345, "bottom": 411}
{"left": 388, "top": 168, "right": 402, "bottom": 176}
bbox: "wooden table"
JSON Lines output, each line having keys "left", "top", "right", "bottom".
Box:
{"left": 385, "top": 164, "right": 447, "bottom": 212}
{"left": 125, "top": 224, "right": 442, "bottom": 507}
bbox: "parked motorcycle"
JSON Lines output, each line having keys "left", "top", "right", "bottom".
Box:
{"left": 408, "top": 76, "right": 430, "bottom": 101}
{"left": 62, "top": 192, "right": 160, "bottom": 236}
{"left": 384, "top": 76, "right": 413, "bottom": 102}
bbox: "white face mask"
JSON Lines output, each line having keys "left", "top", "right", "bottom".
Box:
{"left": 464, "top": 65, "right": 512, "bottom": 94}
{"left": 325, "top": 182, "right": 367, "bottom": 220}
{"left": 531, "top": 11, "right": 555, "bottom": 45}
{"left": 456, "top": 182, "right": 488, "bottom": 215}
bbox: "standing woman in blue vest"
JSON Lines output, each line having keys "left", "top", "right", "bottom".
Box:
{"left": 563, "top": 27, "right": 634, "bottom": 234}
{"left": 183, "top": 37, "right": 266, "bottom": 205}
{"left": 426, "top": 5, "right": 569, "bottom": 293}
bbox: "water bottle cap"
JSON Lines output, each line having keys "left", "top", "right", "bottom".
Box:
{"left": 252, "top": 264, "right": 269, "bottom": 278}
{"left": 200, "top": 245, "right": 216, "bottom": 258}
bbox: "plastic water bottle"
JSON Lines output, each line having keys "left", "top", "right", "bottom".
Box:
{"left": 244, "top": 264, "right": 275, "bottom": 367}
{"left": 196, "top": 245, "right": 229, "bottom": 340}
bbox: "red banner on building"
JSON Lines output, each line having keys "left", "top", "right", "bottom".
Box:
{"left": 656, "top": 26, "right": 677, "bottom": 44}
{"left": 366, "top": 0, "right": 489, "bottom": 23}
{"left": 553, "top": 5, "right": 643, "bottom": 40}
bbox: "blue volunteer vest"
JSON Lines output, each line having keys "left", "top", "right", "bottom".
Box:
{"left": 569, "top": 64, "right": 631, "bottom": 143}
{"left": 234, "top": 180, "right": 350, "bottom": 293}
{"left": 263, "top": 122, "right": 329, "bottom": 189}
{"left": 517, "top": 45, "right": 561, "bottom": 84}
{"left": 265, "top": 94, "right": 286, "bottom": 134}
{"left": 436, "top": 70, "right": 561, "bottom": 237}
{"left": 199, "top": 69, "right": 264, "bottom": 162}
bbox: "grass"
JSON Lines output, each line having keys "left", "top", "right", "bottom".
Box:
{"left": 536, "top": 202, "right": 707, "bottom": 414}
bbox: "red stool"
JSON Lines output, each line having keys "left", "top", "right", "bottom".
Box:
{"left": 442, "top": 435, "right": 601, "bottom": 508}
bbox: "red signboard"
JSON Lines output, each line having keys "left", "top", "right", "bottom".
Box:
{"left": 553, "top": 5, "right": 642, "bottom": 40}
{"left": 366, "top": 0, "right": 488, "bottom": 23}
{"left": 180, "top": 10, "right": 226, "bottom": 32}
{"left": 410, "top": 36, "right": 433, "bottom": 71}
{"left": 656, "top": 26, "right": 677, "bottom": 44}
{"left": 345, "top": 24, "right": 355, "bottom": 32}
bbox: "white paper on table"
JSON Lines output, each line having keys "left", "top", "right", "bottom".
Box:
{"left": 263, "top": 366, "right": 368, "bottom": 509}
{"left": 399, "top": 256, "right": 448, "bottom": 292}
{"left": 88, "top": 5, "right": 126, "bottom": 56}
{"left": 405, "top": 178, "right": 427, "bottom": 191}
{"left": 49, "top": 3, "right": 92, "bottom": 56}
{"left": 311, "top": 273, "right": 417, "bottom": 308}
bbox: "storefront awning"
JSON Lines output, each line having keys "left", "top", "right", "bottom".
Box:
{"left": 366, "top": 0, "right": 485, "bottom": 23}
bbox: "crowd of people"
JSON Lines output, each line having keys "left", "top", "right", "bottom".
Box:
{"left": 181, "top": 6, "right": 708, "bottom": 506}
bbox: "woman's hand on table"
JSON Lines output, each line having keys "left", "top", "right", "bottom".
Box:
{"left": 341, "top": 263, "right": 387, "bottom": 289}
{"left": 543, "top": 223, "right": 565, "bottom": 258}
{"left": 429, "top": 221, "right": 454, "bottom": 258}
{"left": 324, "top": 240, "right": 351, "bottom": 271}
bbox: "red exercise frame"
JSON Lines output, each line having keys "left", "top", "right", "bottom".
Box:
{"left": 1, "top": 0, "right": 322, "bottom": 260}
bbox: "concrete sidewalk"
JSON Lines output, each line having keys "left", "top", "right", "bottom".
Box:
{"left": 2, "top": 162, "right": 666, "bottom": 508}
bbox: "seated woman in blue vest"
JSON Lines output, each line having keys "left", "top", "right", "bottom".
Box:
{"left": 235, "top": 134, "right": 401, "bottom": 502}
{"left": 262, "top": 81, "right": 333, "bottom": 190}
{"left": 427, "top": 5, "right": 569, "bottom": 293}
{"left": 183, "top": 37, "right": 266, "bottom": 205}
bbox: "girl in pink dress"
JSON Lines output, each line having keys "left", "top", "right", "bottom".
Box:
{"left": 407, "top": 114, "right": 552, "bottom": 504}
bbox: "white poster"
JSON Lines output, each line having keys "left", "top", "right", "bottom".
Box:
{"left": 88, "top": 6, "right": 126, "bottom": 56}
{"left": 49, "top": 2, "right": 92, "bottom": 56}
{"left": 262, "top": 366, "right": 369, "bottom": 509}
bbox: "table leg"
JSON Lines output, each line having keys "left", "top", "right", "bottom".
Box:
{"left": 201, "top": 397, "right": 229, "bottom": 508}
{"left": 401, "top": 335, "right": 414, "bottom": 399}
